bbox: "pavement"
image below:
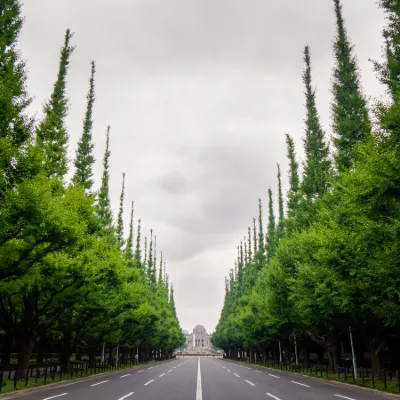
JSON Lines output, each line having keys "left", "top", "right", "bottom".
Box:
{"left": 3, "top": 357, "right": 397, "bottom": 400}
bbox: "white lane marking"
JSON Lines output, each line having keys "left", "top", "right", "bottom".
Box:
{"left": 196, "top": 357, "right": 203, "bottom": 400}
{"left": 137, "top": 370, "right": 144, "bottom": 373}
{"left": 159, "top": 373, "right": 166, "bottom": 377}
{"left": 246, "top": 367, "right": 252, "bottom": 370}
{"left": 334, "top": 396, "right": 356, "bottom": 400}
{"left": 227, "top": 369, "right": 231, "bottom": 372}
{"left": 120, "top": 374, "right": 131, "bottom": 378}
{"left": 266, "top": 393, "right": 281, "bottom": 400}
{"left": 148, "top": 367, "right": 153, "bottom": 370}
{"left": 174, "top": 366, "right": 176, "bottom": 369}
{"left": 118, "top": 393, "right": 134, "bottom": 400}
{"left": 144, "top": 379, "right": 155, "bottom": 386}
{"left": 234, "top": 373, "right": 240, "bottom": 378}
{"left": 291, "top": 381, "right": 310, "bottom": 388}
{"left": 256, "top": 371, "right": 261, "bottom": 373}
{"left": 90, "top": 380, "right": 109, "bottom": 387}
{"left": 43, "top": 394, "right": 68, "bottom": 400}
{"left": 168, "top": 369, "right": 172, "bottom": 372}
{"left": 245, "top": 380, "right": 255, "bottom": 387}
{"left": 222, "top": 366, "right": 226, "bottom": 369}
{"left": 269, "top": 374, "right": 280, "bottom": 379}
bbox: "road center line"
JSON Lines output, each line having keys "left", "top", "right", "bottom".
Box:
{"left": 245, "top": 380, "right": 255, "bottom": 386}
{"left": 120, "top": 374, "right": 131, "bottom": 378}
{"left": 196, "top": 357, "right": 203, "bottom": 400}
{"left": 144, "top": 379, "right": 155, "bottom": 386}
{"left": 234, "top": 373, "right": 240, "bottom": 378}
{"left": 291, "top": 381, "right": 310, "bottom": 388}
{"left": 118, "top": 393, "right": 134, "bottom": 400}
{"left": 90, "top": 380, "right": 109, "bottom": 387}
{"left": 334, "top": 395, "right": 356, "bottom": 400}
{"left": 43, "top": 394, "right": 68, "bottom": 400}
{"left": 269, "top": 374, "right": 280, "bottom": 379}
{"left": 266, "top": 393, "right": 282, "bottom": 400}
{"left": 159, "top": 373, "right": 166, "bottom": 377}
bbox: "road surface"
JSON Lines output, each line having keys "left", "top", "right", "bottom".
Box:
{"left": 13, "top": 357, "right": 389, "bottom": 400}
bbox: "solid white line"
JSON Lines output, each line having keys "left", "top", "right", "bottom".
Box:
{"left": 291, "top": 381, "right": 310, "bottom": 388}
{"left": 90, "top": 380, "right": 109, "bottom": 387}
{"left": 118, "top": 393, "right": 134, "bottom": 400}
{"left": 159, "top": 373, "right": 166, "bottom": 377}
{"left": 269, "top": 374, "right": 280, "bottom": 379}
{"left": 334, "top": 395, "right": 356, "bottom": 400}
{"left": 120, "top": 374, "right": 131, "bottom": 378}
{"left": 168, "top": 369, "right": 172, "bottom": 372}
{"left": 196, "top": 357, "right": 203, "bottom": 400}
{"left": 144, "top": 379, "right": 154, "bottom": 386}
{"left": 234, "top": 373, "right": 240, "bottom": 378}
{"left": 245, "top": 380, "right": 255, "bottom": 387}
{"left": 266, "top": 393, "right": 281, "bottom": 400}
{"left": 43, "top": 394, "right": 68, "bottom": 400}
{"left": 227, "top": 369, "right": 231, "bottom": 372}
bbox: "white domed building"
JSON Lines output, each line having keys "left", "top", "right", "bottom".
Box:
{"left": 186, "top": 325, "right": 211, "bottom": 350}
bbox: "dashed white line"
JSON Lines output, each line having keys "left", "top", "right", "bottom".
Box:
{"left": 234, "top": 373, "right": 240, "bottom": 378}
{"left": 222, "top": 366, "right": 226, "bottom": 369}
{"left": 159, "top": 373, "right": 166, "bottom": 377}
{"left": 120, "top": 374, "right": 131, "bottom": 378}
{"left": 137, "top": 370, "right": 144, "bottom": 373}
{"left": 246, "top": 367, "right": 252, "bottom": 370}
{"left": 144, "top": 379, "right": 155, "bottom": 386}
{"left": 266, "top": 393, "right": 281, "bottom": 400}
{"left": 334, "top": 395, "right": 356, "bottom": 400}
{"left": 255, "top": 370, "right": 261, "bottom": 373}
{"left": 245, "top": 380, "right": 255, "bottom": 387}
{"left": 118, "top": 393, "right": 134, "bottom": 400}
{"left": 148, "top": 367, "right": 153, "bottom": 370}
{"left": 43, "top": 394, "right": 68, "bottom": 400}
{"left": 291, "top": 381, "right": 310, "bottom": 388}
{"left": 168, "top": 369, "right": 172, "bottom": 372}
{"left": 227, "top": 369, "right": 231, "bottom": 372}
{"left": 268, "top": 374, "right": 280, "bottom": 378}
{"left": 90, "top": 380, "right": 109, "bottom": 387}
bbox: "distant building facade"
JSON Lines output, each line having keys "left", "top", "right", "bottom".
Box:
{"left": 185, "top": 325, "right": 211, "bottom": 349}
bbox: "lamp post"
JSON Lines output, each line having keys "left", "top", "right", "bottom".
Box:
{"left": 349, "top": 327, "right": 357, "bottom": 379}
{"left": 294, "top": 335, "right": 299, "bottom": 366}
{"left": 278, "top": 341, "right": 282, "bottom": 363}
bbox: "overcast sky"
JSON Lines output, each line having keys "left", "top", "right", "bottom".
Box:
{"left": 19, "top": 0, "right": 386, "bottom": 334}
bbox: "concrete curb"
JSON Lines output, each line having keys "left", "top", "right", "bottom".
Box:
{"left": 0, "top": 360, "right": 172, "bottom": 400}
{"left": 226, "top": 359, "right": 400, "bottom": 400}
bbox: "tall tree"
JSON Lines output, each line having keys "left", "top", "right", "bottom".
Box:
{"left": 266, "top": 188, "right": 277, "bottom": 261}
{"left": 147, "top": 230, "right": 154, "bottom": 282}
{"left": 158, "top": 252, "right": 164, "bottom": 285}
{"left": 277, "top": 164, "right": 284, "bottom": 239}
{"left": 116, "top": 172, "right": 126, "bottom": 248}
{"left": 169, "top": 284, "right": 178, "bottom": 319}
{"left": 285, "top": 134, "right": 300, "bottom": 216}
{"left": 332, "top": 0, "right": 371, "bottom": 171}
{"left": 73, "top": 61, "right": 96, "bottom": 190}
{"left": 0, "top": 0, "right": 32, "bottom": 196}
{"left": 253, "top": 217, "right": 257, "bottom": 257}
{"left": 302, "top": 46, "right": 331, "bottom": 199}
{"left": 125, "top": 201, "right": 134, "bottom": 261}
{"left": 133, "top": 219, "right": 142, "bottom": 269}
{"left": 247, "top": 227, "right": 252, "bottom": 264}
{"left": 97, "top": 127, "right": 113, "bottom": 231}
{"left": 376, "top": 0, "right": 400, "bottom": 103}
{"left": 36, "top": 29, "right": 74, "bottom": 178}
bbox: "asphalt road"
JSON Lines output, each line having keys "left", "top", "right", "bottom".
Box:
{"left": 13, "top": 357, "right": 390, "bottom": 400}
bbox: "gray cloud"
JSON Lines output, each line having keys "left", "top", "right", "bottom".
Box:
{"left": 19, "top": 0, "right": 386, "bottom": 333}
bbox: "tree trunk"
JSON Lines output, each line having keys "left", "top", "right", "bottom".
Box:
{"left": 370, "top": 337, "right": 384, "bottom": 379}
{"left": 59, "top": 331, "right": 72, "bottom": 373}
